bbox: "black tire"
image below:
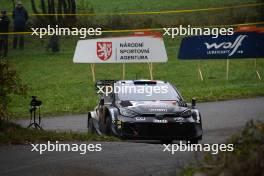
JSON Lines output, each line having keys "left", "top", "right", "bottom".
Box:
{"left": 161, "top": 139, "right": 173, "bottom": 144}
{"left": 199, "top": 113, "right": 203, "bottom": 127}
{"left": 105, "top": 116, "right": 112, "bottom": 135}
{"left": 88, "top": 118, "right": 95, "bottom": 134}
{"left": 188, "top": 139, "right": 198, "bottom": 144}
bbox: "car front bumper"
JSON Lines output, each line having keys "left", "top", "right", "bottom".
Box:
{"left": 113, "top": 116, "right": 203, "bottom": 140}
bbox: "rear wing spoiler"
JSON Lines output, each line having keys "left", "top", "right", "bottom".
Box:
{"left": 96, "top": 80, "right": 117, "bottom": 87}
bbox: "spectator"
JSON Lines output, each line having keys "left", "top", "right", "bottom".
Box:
{"left": 0, "top": 10, "right": 9, "bottom": 58}
{"left": 12, "top": 1, "right": 28, "bottom": 50}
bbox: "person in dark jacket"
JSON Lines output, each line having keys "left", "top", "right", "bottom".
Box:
{"left": 0, "top": 10, "right": 10, "bottom": 58}
{"left": 12, "top": 1, "right": 28, "bottom": 50}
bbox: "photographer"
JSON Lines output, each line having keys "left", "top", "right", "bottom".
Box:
{"left": 0, "top": 10, "right": 9, "bottom": 58}
{"left": 12, "top": 1, "right": 28, "bottom": 50}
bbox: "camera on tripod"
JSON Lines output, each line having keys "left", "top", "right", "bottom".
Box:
{"left": 30, "top": 96, "right": 42, "bottom": 107}
{"left": 28, "top": 96, "right": 43, "bottom": 130}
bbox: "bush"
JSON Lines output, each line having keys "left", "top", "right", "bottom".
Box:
{"left": 0, "top": 59, "right": 27, "bottom": 120}
{"left": 187, "top": 120, "right": 264, "bottom": 176}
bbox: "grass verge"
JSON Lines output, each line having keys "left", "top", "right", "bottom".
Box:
{"left": 180, "top": 120, "right": 264, "bottom": 176}
{"left": 0, "top": 120, "right": 118, "bottom": 144}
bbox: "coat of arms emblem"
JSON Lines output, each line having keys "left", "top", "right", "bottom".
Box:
{"left": 96, "top": 42, "right": 112, "bottom": 61}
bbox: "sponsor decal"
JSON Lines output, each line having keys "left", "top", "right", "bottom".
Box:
{"left": 96, "top": 42, "right": 112, "bottom": 61}
{"left": 150, "top": 108, "right": 168, "bottom": 112}
{"left": 153, "top": 119, "right": 168, "bottom": 123}
{"left": 135, "top": 117, "right": 146, "bottom": 121}
{"left": 73, "top": 34, "right": 168, "bottom": 63}
{"left": 204, "top": 35, "right": 247, "bottom": 56}
{"left": 178, "top": 32, "right": 264, "bottom": 59}
{"left": 174, "top": 117, "right": 184, "bottom": 122}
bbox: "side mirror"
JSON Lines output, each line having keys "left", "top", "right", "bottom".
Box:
{"left": 191, "top": 98, "right": 196, "bottom": 107}
{"left": 99, "top": 98, "right": 104, "bottom": 106}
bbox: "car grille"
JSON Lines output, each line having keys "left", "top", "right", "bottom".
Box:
{"left": 121, "top": 123, "right": 202, "bottom": 139}
{"left": 140, "top": 113, "right": 181, "bottom": 118}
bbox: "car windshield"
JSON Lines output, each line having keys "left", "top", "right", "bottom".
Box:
{"left": 115, "top": 83, "right": 181, "bottom": 101}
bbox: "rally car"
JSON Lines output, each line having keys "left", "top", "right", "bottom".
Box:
{"left": 88, "top": 80, "right": 203, "bottom": 144}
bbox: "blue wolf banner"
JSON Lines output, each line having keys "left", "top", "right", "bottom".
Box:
{"left": 178, "top": 32, "right": 264, "bottom": 59}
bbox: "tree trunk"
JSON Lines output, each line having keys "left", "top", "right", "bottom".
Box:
{"left": 41, "top": 0, "right": 47, "bottom": 14}
{"left": 30, "top": 0, "right": 78, "bottom": 53}
{"left": 12, "top": 0, "right": 15, "bottom": 8}
{"left": 31, "top": 0, "right": 39, "bottom": 14}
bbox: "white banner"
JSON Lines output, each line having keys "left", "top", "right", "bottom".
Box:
{"left": 73, "top": 35, "right": 168, "bottom": 63}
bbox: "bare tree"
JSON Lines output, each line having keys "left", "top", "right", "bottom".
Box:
{"left": 31, "top": 0, "right": 77, "bottom": 24}
{"left": 12, "top": 0, "right": 15, "bottom": 8}
{"left": 30, "top": 0, "right": 77, "bottom": 52}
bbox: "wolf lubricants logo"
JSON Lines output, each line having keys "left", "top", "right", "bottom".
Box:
{"left": 204, "top": 35, "right": 247, "bottom": 56}
{"left": 96, "top": 42, "right": 113, "bottom": 61}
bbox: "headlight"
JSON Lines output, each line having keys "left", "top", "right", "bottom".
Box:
{"left": 180, "top": 109, "right": 192, "bottom": 118}
{"left": 119, "top": 108, "right": 138, "bottom": 117}
{"left": 191, "top": 110, "right": 200, "bottom": 121}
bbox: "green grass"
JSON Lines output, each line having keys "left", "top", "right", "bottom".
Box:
{"left": 1, "top": 0, "right": 263, "bottom": 29}
{"left": 6, "top": 35, "right": 264, "bottom": 118}
{"left": 1, "top": 0, "right": 264, "bottom": 118}
{"left": 1, "top": 0, "right": 261, "bottom": 13}
{"left": 0, "top": 120, "right": 118, "bottom": 144}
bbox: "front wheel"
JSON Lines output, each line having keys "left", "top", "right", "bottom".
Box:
{"left": 88, "top": 118, "right": 95, "bottom": 134}
{"left": 105, "top": 116, "right": 113, "bottom": 135}
{"left": 161, "top": 139, "right": 173, "bottom": 144}
{"left": 187, "top": 139, "right": 198, "bottom": 144}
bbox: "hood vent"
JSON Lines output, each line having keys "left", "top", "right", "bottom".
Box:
{"left": 177, "top": 101, "right": 187, "bottom": 107}
{"left": 120, "top": 100, "right": 133, "bottom": 107}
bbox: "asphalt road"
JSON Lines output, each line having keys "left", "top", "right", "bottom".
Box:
{"left": 1, "top": 97, "right": 264, "bottom": 176}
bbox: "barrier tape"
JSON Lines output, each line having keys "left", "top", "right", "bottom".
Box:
{"left": 6, "top": 2, "right": 264, "bottom": 16}
{"left": 1, "top": 21, "right": 264, "bottom": 35}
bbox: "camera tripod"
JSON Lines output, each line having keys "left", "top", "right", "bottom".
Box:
{"left": 27, "top": 105, "right": 43, "bottom": 130}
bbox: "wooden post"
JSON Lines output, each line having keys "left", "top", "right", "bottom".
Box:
{"left": 198, "top": 61, "right": 203, "bottom": 81}
{"left": 198, "top": 68, "right": 203, "bottom": 81}
{"left": 226, "top": 59, "right": 229, "bottom": 80}
{"left": 148, "top": 63, "right": 153, "bottom": 80}
{"left": 90, "top": 64, "right": 95, "bottom": 82}
{"left": 255, "top": 58, "right": 262, "bottom": 80}
{"left": 122, "top": 63, "right": 125, "bottom": 80}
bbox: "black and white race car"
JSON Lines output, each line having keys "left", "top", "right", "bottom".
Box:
{"left": 88, "top": 80, "right": 203, "bottom": 144}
